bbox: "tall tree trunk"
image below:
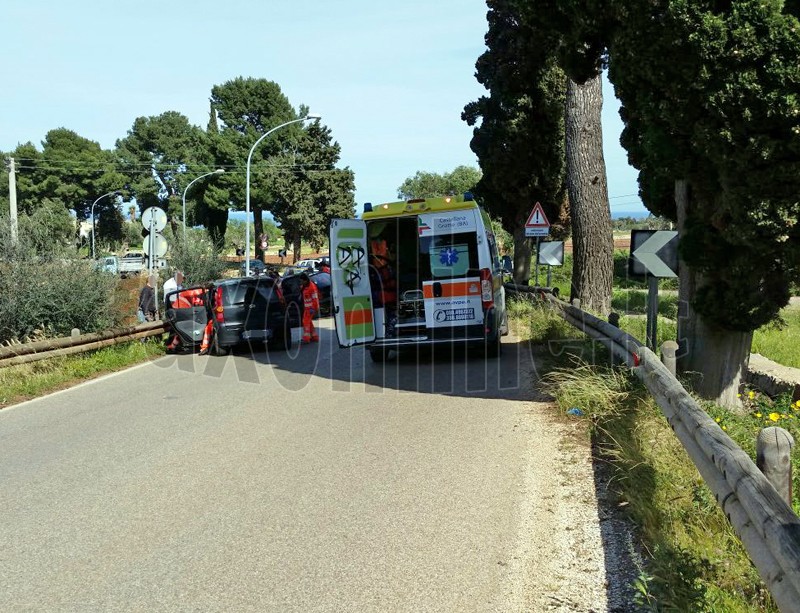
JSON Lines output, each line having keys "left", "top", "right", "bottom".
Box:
{"left": 292, "top": 234, "right": 302, "bottom": 263}
{"left": 565, "top": 74, "right": 613, "bottom": 314}
{"left": 676, "top": 180, "right": 751, "bottom": 411}
{"left": 253, "top": 205, "right": 264, "bottom": 261}
{"left": 206, "top": 207, "right": 228, "bottom": 249}
{"left": 512, "top": 225, "right": 532, "bottom": 285}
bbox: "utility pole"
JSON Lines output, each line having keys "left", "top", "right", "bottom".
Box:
{"left": 6, "top": 157, "right": 18, "bottom": 246}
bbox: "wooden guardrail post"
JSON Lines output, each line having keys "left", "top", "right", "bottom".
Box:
{"left": 757, "top": 427, "right": 795, "bottom": 506}
{"left": 660, "top": 340, "right": 679, "bottom": 377}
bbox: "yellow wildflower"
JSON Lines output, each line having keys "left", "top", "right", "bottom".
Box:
{"left": 795, "top": 400, "right": 800, "bottom": 409}
{"left": 749, "top": 391, "right": 756, "bottom": 400}
{"left": 715, "top": 417, "right": 721, "bottom": 423}
{"left": 755, "top": 412, "right": 762, "bottom": 418}
{"left": 769, "top": 412, "right": 780, "bottom": 422}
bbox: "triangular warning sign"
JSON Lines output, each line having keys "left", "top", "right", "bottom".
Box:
{"left": 525, "top": 202, "right": 550, "bottom": 228}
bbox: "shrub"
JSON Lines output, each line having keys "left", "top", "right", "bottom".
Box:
{"left": 166, "top": 231, "right": 227, "bottom": 286}
{"left": 0, "top": 216, "right": 120, "bottom": 343}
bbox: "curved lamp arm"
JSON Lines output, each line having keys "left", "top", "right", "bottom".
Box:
{"left": 245, "top": 114, "right": 321, "bottom": 276}
{"left": 181, "top": 169, "right": 225, "bottom": 240}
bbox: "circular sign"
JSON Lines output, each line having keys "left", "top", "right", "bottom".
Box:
{"left": 141, "top": 207, "right": 167, "bottom": 233}
{"left": 143, "top": 234, "right": 168, "bottom": 258}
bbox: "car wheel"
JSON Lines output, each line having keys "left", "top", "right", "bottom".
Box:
{"left": 211, "top": 331, "right": 230, "bottom": 356}
{"left": 268, "top": 320, "right": 293, "bottom": 351}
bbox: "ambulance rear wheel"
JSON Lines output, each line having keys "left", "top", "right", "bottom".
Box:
{"left": 486, "top": 334, "right": 501, "bottom": 359}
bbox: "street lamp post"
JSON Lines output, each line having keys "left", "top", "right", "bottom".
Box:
{"left": 245, "top": 114, "right": 321, "bottom": 276}
{"left": 181, "top": 169, "right": 225, "bottom": 241}
{"left": 91, "top": 190, "right": 120, "bottom": 260}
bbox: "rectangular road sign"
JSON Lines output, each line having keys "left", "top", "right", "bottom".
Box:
{"left": 525, "top": 227, "right": 550, "bottom": 237}
{"left": 628, "top": 230, "right": 679, "bottom": 278}
{"left": 537, "top": 241, "right": 564, "bottom": 266}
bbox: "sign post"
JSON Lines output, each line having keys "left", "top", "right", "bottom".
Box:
{"left": 142, "top": 206, "right": 168, "bottom": 311}
{"left": 524, "top": 202, "right": 550, "bottom": 286}
{"left": 628, "top": 230, "right": 679, "bottom": 350}
{"left": 537, "top": 241, "right": 564, "bottom": 288}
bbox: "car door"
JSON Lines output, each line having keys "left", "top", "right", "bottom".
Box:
{"left": 329, "top": 219, "right": 375, "bottom": 347}
{"left": 241, "top": 278, "right": 284, "bottom": 341}
{"left": 165, "top": 287, "right": 208, "bottom": 347}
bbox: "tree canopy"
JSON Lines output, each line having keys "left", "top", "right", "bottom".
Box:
{"left": 397, "top": 165, "right": 482, "bottom": 200}
{"left": 269, "top": 116, "right": 355, "bottom": 258}
{"left": 115, "top": 111, "right": 209, "bottom": 234}
{"left": 607, "top": 1, "right": 800, "bottom": 331}
{"left": 463, "top": 0, "right": 569, "bottom": 282}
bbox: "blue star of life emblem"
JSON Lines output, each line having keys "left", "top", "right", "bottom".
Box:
{"left": 439, "top": 247, "right": 459, "bottom": 266}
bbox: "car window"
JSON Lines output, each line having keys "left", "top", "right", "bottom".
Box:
{"left": 310, "top": 272, "right": 331, "bottom": 288}
{"left": 280, "top": 276, "right": 302, "bottom": 298}
{"left": 222, "top": 281, "right": 250, "bottom": 306}
{"left": 223, "top": 279, "right": 278, "bottom": 306}
{"left": 171, "top": 287, "right": 206, "bottom": 309}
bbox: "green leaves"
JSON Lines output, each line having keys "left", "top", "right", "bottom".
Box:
{"left": 396, "top": 165, "right": 481, "bottom": 200}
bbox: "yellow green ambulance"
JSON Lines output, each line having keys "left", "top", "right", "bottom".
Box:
{"left": 329, "top": 193, "right": 508, "bottom": 361}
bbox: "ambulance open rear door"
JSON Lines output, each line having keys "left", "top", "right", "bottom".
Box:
{"left": 329, "top": 219, "right": 376, "bottom": 348}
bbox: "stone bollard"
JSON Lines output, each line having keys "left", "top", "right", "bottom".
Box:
{"left": 757, "top": 426, "right": 795, "bottom": 506}
{"left": 660, "top": 340, "right": 679, "bottom": 377}
{"left": 71, "top": 328, "right": 81, "bottom": 338}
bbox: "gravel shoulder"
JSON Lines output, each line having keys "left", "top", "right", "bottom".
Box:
{"left": 511, "top": 407, "right": 643, "bottom": 612}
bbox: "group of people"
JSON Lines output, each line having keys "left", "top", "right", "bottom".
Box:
{"left": 136, "top": 270, "right": 185, "bottom": 323}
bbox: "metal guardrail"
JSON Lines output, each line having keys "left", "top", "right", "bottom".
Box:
{"left": 505, "top": 282, "right": 800, "bottom": 612}
{"left": 0, "top": 321, "right": 166, "bottom": 368}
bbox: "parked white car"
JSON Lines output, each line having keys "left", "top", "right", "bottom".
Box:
{"left": 295, "top": 259, "right": 320, "bottom": 270}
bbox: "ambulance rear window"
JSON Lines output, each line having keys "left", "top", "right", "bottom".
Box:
{"left": 420, "top": 233, "right": 479, "bottom": 279}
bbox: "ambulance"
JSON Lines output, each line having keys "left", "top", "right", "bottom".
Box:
{"left": 329, "top": 193, "right": 508, "bottom": 361}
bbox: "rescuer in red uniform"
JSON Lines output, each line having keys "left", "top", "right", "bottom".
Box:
{"left": 300, "top": 272, "right": 320, "bottom": 343}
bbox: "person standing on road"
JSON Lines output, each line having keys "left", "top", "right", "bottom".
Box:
{"left": 163, "top": 270, "right": 184, "bottom": 306}
{"left": 300, "top": 272, "right": 320, "bottom": 343}
{"left": 163, "top": 270, "right": 185, "bottom": 353}
{"left": 368, "top": 223, "right": 397, "bottom": 337}
{"left": 137, "top": 275, "right": 157, "bottom": 322}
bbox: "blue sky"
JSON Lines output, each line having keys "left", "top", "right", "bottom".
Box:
{"left": 0, "top": 0, "right": 647, "bottom": 217}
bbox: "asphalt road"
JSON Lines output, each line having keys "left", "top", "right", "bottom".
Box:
{"left": 0, "top": 320, "right": 619, "bottom": 612}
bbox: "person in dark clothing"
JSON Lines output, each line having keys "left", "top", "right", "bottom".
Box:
{"left": 137, "top": 275, "right": 157, "bottom": 322}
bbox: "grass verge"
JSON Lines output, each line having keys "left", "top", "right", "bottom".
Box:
{"left": 0, "top": 339, "right": 166, "bottom": 410}
{"left": 752, "top": 307, "right": 800, "bottom": 369}
{"left": 513, "top": 303, "right": 796, "bottom": 612}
